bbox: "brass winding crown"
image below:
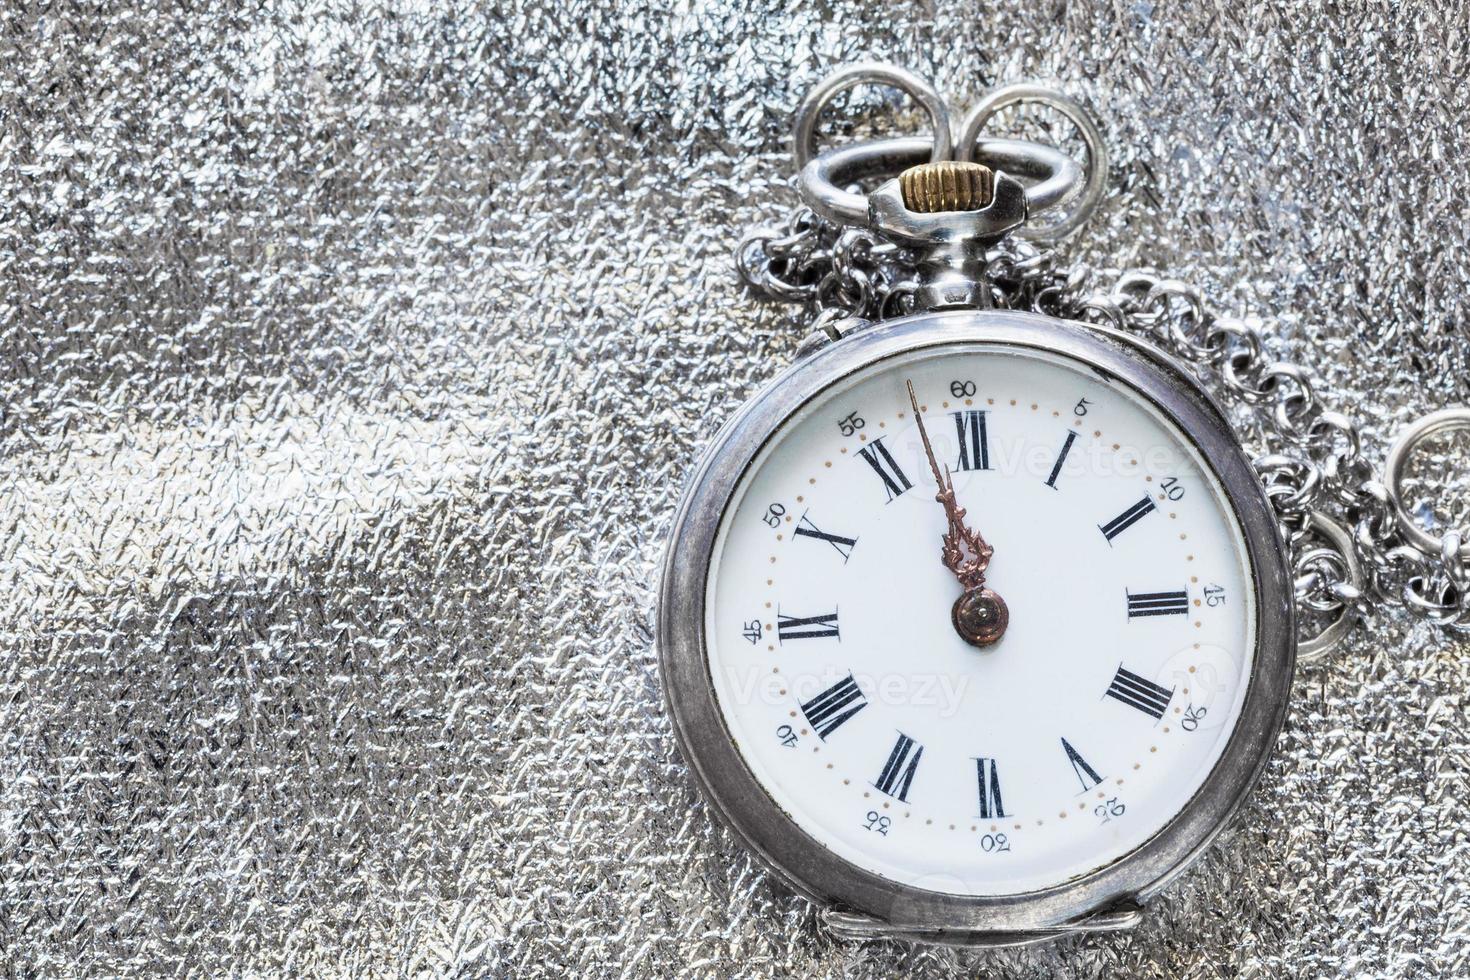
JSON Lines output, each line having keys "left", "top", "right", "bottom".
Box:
{"left": 898, "top": 161, "right": 995, "bottom": 213}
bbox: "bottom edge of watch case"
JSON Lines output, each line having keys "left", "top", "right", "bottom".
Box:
{"left": 819, "top": 900, "right": 1146, "bottom": 948}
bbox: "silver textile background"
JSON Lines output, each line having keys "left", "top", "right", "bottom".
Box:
{"left": 2, "top": 2, "right": 1468, "bottom": 976}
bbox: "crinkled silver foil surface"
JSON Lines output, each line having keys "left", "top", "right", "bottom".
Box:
{"left": 2, "top": 2, "right": 1469, "bottom": 976}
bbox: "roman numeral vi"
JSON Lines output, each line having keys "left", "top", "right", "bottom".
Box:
{"left": 974, "top": 757, "right": 1008, "bottom": 818}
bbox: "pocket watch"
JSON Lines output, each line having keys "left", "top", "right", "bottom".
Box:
{"left": 658, "top": 64, "right": 1470, "bottom": 947}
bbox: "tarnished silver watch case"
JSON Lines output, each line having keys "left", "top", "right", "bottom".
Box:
{"left": 658, "top": 310, "right": 1295, "bottom": 946}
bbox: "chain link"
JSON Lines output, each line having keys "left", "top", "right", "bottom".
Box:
{"left": 737, "top": 207, "right": 1470, "bottom": 641}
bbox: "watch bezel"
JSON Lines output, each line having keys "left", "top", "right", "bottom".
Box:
{"left": 658, "top": 309, "right": 1294, "bottom": 937}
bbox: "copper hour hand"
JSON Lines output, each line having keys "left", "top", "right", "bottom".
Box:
{"left": 907, "top": 380, "right": 1008, "bottom": 647}
{"left": 907, "top": 381, "right": 993, "bottom": 587}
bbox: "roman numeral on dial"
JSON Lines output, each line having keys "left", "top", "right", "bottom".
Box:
{"left": 856, "top": 438, "right": 912, "bottom": 502}
{"left": 793, "top": 513, "right": 857, "bottom": 562}
{"left": 1061, "top": 738, "right": 1104, "bottom": 792}
{"left": 777, "top": 610, "right": 839, "bottom": 642}
{"left": 974, "top": 757, "right": 1008, "bottom": 818}
{"left": 799, "top": 674, "right": 867, "bottom": 739}
{"left": 1105, "top": 665, "right": 1174, "bottom": 719}
{"left": 1099, "top": 495, "right": 1157, "bottom": 542}
{"left": 874, "top": 733, "right": 922, "bottom": 801}
{"left": 952, "top": 410, "right": 991, "bottom": 471}
{"left": 1045, "top": 430, "right": 1077, "bottom": 488}
{"left": 1126, "top": 588, "right": 1189, "bottom": 618}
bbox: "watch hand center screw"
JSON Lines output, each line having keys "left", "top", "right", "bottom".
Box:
{"left": 953, "top": 587, "right": 1009, "bottom": 647}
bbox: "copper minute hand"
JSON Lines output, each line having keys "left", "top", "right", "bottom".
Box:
{"left": 906, "top": 380, "right": 993, "bottom": 590}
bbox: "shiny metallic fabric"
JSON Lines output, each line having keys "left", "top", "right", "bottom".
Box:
{"left": 1, "top": 2, "right": 1467, "bottom": 976}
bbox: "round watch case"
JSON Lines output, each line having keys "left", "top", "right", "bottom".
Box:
{"left": 658, "top": 309, "right": 1295, "bottom": 944}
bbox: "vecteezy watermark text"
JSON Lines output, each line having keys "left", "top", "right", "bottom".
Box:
{"left": 722, "top": 664, "right": 972, "bottom": 718}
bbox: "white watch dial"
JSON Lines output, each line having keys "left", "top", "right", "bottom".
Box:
{"left": 706, "top": 344, "right": 1257, "bottom": 896}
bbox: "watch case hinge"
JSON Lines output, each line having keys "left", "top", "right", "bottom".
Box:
{"left": 795, "top": 315, "right": 872, "bottom": 359}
